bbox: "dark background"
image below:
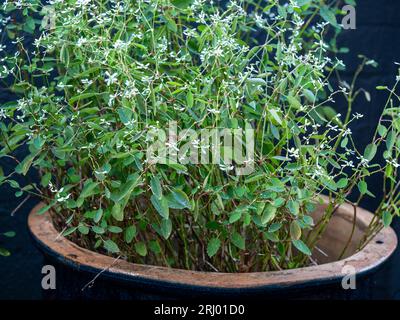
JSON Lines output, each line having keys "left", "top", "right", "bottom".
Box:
{"left": 0, "top": 0, "right": 399, "bottom": 299}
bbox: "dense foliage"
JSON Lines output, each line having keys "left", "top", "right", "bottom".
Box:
{"left": 0, "top": 0, "right": 399, "bottom": 272}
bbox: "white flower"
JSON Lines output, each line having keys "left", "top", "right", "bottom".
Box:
{"left": 254, "top": 13, "right": 266, "bottom": 27}
{"left": 76, "top": 0, "right": 91, "bottom": 8}
{"left": 386, "top": 159, "right": 400, "bottom": 168}
{"left": 76, "top": 37, "right": 88, "bottom": 47}
{"left": 342, "top": 128, "right": 352, "bottom": 137}
{"left": 288, "top": 147, "right": 300, "bottom": 159}
{"left": 183, "top": 27, "right": 197, "bottom": 38}
{"left": 56, "top": 82, "right": 72, "bottom": 89}
{"left": 123, "top": 80, "right": 139, "bottom": 98}
{"left": 307, "top": 164, "right": 324, "bottom": 179}
{"left": 108, "top": 93, "right": 118, "bottom": 106}
{"left": 213, "top": 46, "right": 224, "bottom": 57}
{"left": 81, "top": 78, "right": 93, "bottom": 86}
{"left": 113, "top": 39, "right": 129, "bottom": 50}
{"left": 48, "top": 182, "right": 57, "bottom": 193}
{"left": 219, "top": 163, "right": 234, "bottom": 172}
{"left": 207, "top": 108, "right": 220, "bottom": 114}
{"left": 191, "top": 139, "right": 200, "bottom": 149}
{"left": 342, "top": 160, "right": 354, "bottom": 168}
{"left": 0, "top": 108, "right": 7, "bottom": 119}
{"left": 56, "top": 193, "right": 71, "bottom": 202}
{"left": 353, "top": 112, "right": 364, "bottom": 119}
{"left": 327, "top": 124, "right": 339, "bottom": 132}
{"left": 357, "top": 156, "right": 370, "bottom": 167}
{"left": 104, "top": 71, "right": 118, "bottom": 86}
{"left": 165, "top": 141, "right": 180, "bottom": 152}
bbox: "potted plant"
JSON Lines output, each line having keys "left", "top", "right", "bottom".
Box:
{"left": 0, "top": 0, "right": 398, "bottom": 299}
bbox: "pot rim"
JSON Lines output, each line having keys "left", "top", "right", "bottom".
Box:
{"left": 28, "top": 200, "right": 397, "bottom": 292}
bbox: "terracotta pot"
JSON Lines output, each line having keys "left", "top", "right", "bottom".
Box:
{"left": 28, "top": 199, "right": 397, "bottom": 300}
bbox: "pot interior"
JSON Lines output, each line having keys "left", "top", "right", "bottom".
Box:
{"left": 311, "top": 202, "right": 371, "bottom": 264}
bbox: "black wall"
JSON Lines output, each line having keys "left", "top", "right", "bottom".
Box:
{"left": 332, "top": 0, "right": 400, "bottom": 299}
{"left": 0, "top": 0, "right": 399, "bottom": 299}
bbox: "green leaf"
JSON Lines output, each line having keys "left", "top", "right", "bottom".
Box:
{"left": 160, "top": 218, "right": 172, "bottom": 239}
{"left": 320, "top": 176, "right": 338, "bottom": 191}
{"left": 151, "top": 195, "right": 169, "bottom": 219}
{"left": 92, "top": 226, "right": 105, "bottom": 234}
{"left": 287, "top": 95, "right": 302, "bottom": 110}
{"left": 124, "top": 225, "right": 137, "bottom": 244}
{"left": 207, "top": 238, "right": 221, "bottom": 257}
{"left": 364, "top": 143, "right": 377, "bottom": 162}
{"left": 36, "top": 200, "right": 56, "bottom": 216}
{"left": 382, "top": 211, "right": 392, "bottom": 227}
{"left": 164, "top": 161, "right": 188, "bottom": 173}
{"left": 68, "top": 92, "right": 101, "bottom": 104}
{"left": 15, "top": 153, "right": 36, "bottom": 176}
{"left": 93, "top": 208, "right": 103, "bottom": 223}
{"left": 321, "top": 106, "right": 342, "bottom": 125}
{"left": 117, "top": 107, "right": 133, "bottom": 125}
{"left": 270, "top": 123, "right": 280, "bottom": 140}
{"left": 104, "top": 240, "right": 120, "bottom": 254}
{"left": 231, "top": 232, "right": 245, "bottom": 250}
{"left": 149, "top": 240, "right": 161, "bottom": 254}
{"left": 150, "top": 176, "right": 162, "bottom": 199}
{"left": 229, "top": 210, "right": 242, "bottom": 224}
{"left": 320, "top": 5, "right": 338, "bottom": 27}
{"left": 376, "top": 86, "right": 388, "bottom": 90}
{"left": 63, "top": 227, "right": 77, "bottom": 237}
{"left": 378, "top": 125, "right": 387, "bottom": 138}
{"left": 303, "top": 215, "right": 314, "bottom": 226}
{"left": 303, "top": 89, "right": 316, "bottom": 103}
{"left": 0, "top": 247, "right": 10, "bottom": 257}
{"left": 268, "top": 223, "right": 282, "bottom": 233}
{"left": 296, "top": 0, "right": 312, "bottom": 6}
{"left": 268, "top": 108, "right": 282, "bottom": 125}
{"left": 287, "top": 200, "right": 300, "bottom": 216}
{"left": 2, "top": 231, "right": 16, "bottom": 238}
{"left": 33, "top": 136, "right": 45, "bottom": 150}
{"left": 386, "top": 130, "right": 395, "bottom": 151}
{"left": 337, "top": 178, "right": 349, "bottom": 189}
{"left": 171, "top": 0, "right": 193, "bottom": 9}
{"left": 80, "top": 179, "right": 99, "bottom": 199}
{"left": 111, "top": 203, "right": 124, "bottom": 221}
{"left": 358, "top": 181, "right": 368, "bottom": 195}
{"left": 164, "top": 15, "right": 177, "bottom": 33}
{"left": 108, "top": 226, "right": 123, "bottom": 233}
{"left": 292, "top": 239, "right": 312, "bottom": 256}
{"left": 40, "top": 172, "right": 52, "bottom": 187}
{"left": 290, "top": 220, "right": 302, "bottom": 240}
{"left": 60, "top": 43, "right": 70, "bottom": 67}
{"left": 261, "top": 204, "right": 277, "bottom": 224}
{"left": 264, "top": 232, "right": 279, "bottom": 242}
{"left": 341, "top": 137, "right": 349, "bottom": 148}
{"left": 135, "top": 242, "right": 147, "bottom": 257}
{"left": 186, "top": 91, "right": 194, "bottom": 108}
{"left": 273, "top": 197, "right": 285, "bottom": 207}
{"left": 167, "top": 189, "right": 190, "bottom": 209}
{"left": 277, "top": 5, "right": 287, "bottom": 19}
{"left": 78, "top": 225, "right": 89, "bottom": 235}
{"left": 25, "top": 16, "right": 36, "bottom": 33}
{"left": 112, "top": 173, "right": 140, "bottom": 202}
